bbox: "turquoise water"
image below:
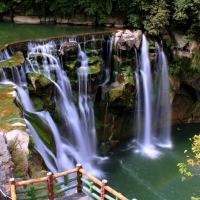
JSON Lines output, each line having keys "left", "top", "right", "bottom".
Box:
{"left": 0, "top": 21, "right": 108, "bottom": 48}
{"left": 99, "top": 124, "right": 200, "bottom": 200}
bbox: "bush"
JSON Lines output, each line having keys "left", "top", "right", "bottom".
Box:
{"left": 8, "top": 137, "right": 28, "bottom": 178}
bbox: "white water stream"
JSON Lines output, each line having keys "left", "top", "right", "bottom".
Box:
{"left": 1, "top": 40, "right": 102, "bottom": 176}
{"left": 134, "top": 35, "right": 172, "bottom": 158}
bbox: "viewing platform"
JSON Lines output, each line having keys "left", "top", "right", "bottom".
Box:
{"left": 5, "top": 164, "right": 129, "bottom": 200}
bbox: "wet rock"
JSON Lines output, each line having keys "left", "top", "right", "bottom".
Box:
{"left": 3, "top": 15, "right": 12, "bottom": 21}
{"left": 13, "top": 15, "right": 41, "bottom": 24}
{"left": 0, "top": 132, "right": 13, "bottom": 193}
{"left": 5, "top": 130, "right": 29, "bottom": 155}
{"left": 60, "top": 42, "right": 79, "bottom": 61}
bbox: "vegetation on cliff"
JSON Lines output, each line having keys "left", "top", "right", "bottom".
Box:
{"left": 0, "top": 0, "right": 200, "bottom": 38}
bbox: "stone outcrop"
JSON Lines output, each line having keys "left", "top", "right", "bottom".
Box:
{"left": 3, "top": 11, "right": 126, "bottom": 27}
{"left": 0, "top": 132, "right": 13, "bottom": 195}
{"left": 166, "top": 31, "right": 198, "bottom": 58}
{"left": 13, "top": 15, "right": 40, "bottom": 24}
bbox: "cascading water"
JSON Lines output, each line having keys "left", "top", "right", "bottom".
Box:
{"left": 154, "top": 43, "right": 172, "bottom": 148}
{"left": 134, "top": 35, "right": 172, "bottom": 158}
{"left": 77, "top": 45, "right": 98, "bottom": 168}
{"left": 1, "top": 39, "right": 102, "bottom": 176}
{"left": 101, "top": 35, "right": 114, "bottom": 86}
{"left": 0, "top": 69, "right": 6, "bottom": 82}
{"left": 0, "top": 49, "right": 10, "bottom": 61}
{"left": 27, "top": 41, "right": 101, "bottom": 174}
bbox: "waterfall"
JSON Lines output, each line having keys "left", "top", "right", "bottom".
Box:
{"left": 134, "top": 48, "right": 142, "bottom": 148}
{"left": 134, "top": 35, "right": 172, "bottom": 158}
{"left": 0, "top": 49, "right": 11, "bottom": 61}
{"left": 1, "top": 40, "right": 102, "bottom": 176}
{"left": 101, "top": 35, "right": 114, "bottom": 86}
{"left": 154, "top": 43, "right": 172, "bottom": 148}
{"left": 26, "top": 41, "right": 100, "bottom": 174}
{"left": 77, "top": 45, "right": 98, "bottom": 168}
{"left": 0, "top": 69, "right": 6, "bottom": 82}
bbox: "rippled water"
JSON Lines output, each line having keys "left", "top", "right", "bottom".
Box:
{"left": 99, "top": 124, "right": 200, "bottom": 200}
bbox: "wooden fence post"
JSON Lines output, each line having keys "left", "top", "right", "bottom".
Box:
{"left": 76, "top": 163, "right": 82, "bottom": 193}
{"left": 9, "top": 178, "right": 17, "bottom": 200}
{"left": 47, "top": 172, "right": 54, "bottom": 200}
{"left": 101, "top": 179, "right": 107, "bottom": 200}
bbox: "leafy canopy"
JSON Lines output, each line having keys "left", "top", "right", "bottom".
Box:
{"left": 0, "top": 0, "right": 200, "bottom": 37}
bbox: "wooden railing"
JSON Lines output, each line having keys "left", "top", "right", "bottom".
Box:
{"left": 9, "top": 164, "right": 129, "bottom": 200}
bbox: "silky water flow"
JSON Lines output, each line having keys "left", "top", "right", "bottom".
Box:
{"left": 134, "top": 35, "right": 172, "bottom": 158}
{"left": 0, "top": 39, "right": 103, "bottom": 177}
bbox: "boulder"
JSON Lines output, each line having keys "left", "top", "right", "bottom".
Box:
{"left": 60, "top": 42, "right": 79, "bottom": 61}
{"left": 68, "top": 15, "right": 95, "bottom": 26}
{"left": 3, "top": 15, "right": 12, "bottom": 21}
{"left": 5, "top": 130, "right": 29, "bottom": 155}
{"left": 171, "top": 31, "right": 199, "bottom": 58}
{"left": 13, "top": 15, "right": 41, "bottom": 24}
{"left": 0, "top": 132, "right": 13, "bottom": 194}
{"left": 132, "top": 29, "right": 142, "bottom": 49}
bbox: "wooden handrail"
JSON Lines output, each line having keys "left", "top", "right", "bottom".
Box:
{"left": 79, "top": 168, "right": 129, "bottom": 200}
{"left": 9, "top": 164, "right": 129, "bottom": 200}
{"left": 15, "top": 168, "right": 78, "bottom": 187}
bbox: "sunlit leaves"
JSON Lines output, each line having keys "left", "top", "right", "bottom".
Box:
{"left": 144, "top": 0, "right": 170, "bottom": 35}
{"left": 177, "top": 134, "right": 200, "bottom": 181}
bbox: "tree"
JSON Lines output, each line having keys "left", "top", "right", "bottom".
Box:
{"left": 177, "top": 134, "right": 200, "bottom": 181}
{"left": 144, "top": 0, "right": 170, "bottom": 35}
{"left": 173, "top": 0, "right": 200, "bottom": 39}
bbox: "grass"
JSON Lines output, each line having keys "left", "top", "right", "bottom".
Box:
{"left": 8, "top": 136, "right": 28, "bottom": 178}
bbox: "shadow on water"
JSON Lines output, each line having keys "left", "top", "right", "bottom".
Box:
{"left": 99, "top": 124, "right": 200, "bottom": 200}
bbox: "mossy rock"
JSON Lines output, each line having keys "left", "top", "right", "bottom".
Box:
{"left": 77, "top": 57, "right": 102, "bottom": 75}
{"left": 27, "top": 72, "right": 53, "bottom": 90}
{"left": 0, "top": 51, "right": 24, "bottom": 68}
{"left": 31, "top": 96, "right": 44, "bottom": 111}
{"left": 64, "top": 61, "right": 76, "bottom": 71}
{"left": 0, "top": 84, "right": 25, "bottom": 132}
{"left": 99, "top": 140, "right": 119, "bottom": 156}
{"left": 24, "top": 111, "right": 56, "bottom": 154}
{"left": 109, "top": 83, "right": 124, "bottom": 102}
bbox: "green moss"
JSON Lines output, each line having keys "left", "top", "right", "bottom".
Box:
{"left": 0, "top": 84, "right": 25, "bottom": 132}
{"left": 77, "top": 56, "right": 102, "bottom": 74}
{"left": 169, "top": 57, "right": 193, "bottom": 80}
{"left": 0, "top": 51, "right": 24, "bottom": 68}
{"left": 24, "top": 111, "right": 56, "bottom": 154}
{"left": 65, "top": 61, "right": 76, "bottom": 71}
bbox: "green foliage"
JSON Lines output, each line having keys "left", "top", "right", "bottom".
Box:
{"left": 177, "top": 135, "right": 200, "bottom": 182}
{"left": 49, "top": 0, "right": 76, "bottom": 18}
{"left": 191, "top": 48, "right": 200, "bottom": 72}
{"left": 127, "top": 14, "right": 142, "bottom": 28}
{"left": 28, "top": 135, "right": 37, "bottom": 160}
{"left": 169, "top": 57, "right": 191, "bottom": 77}
{"left": 8, "top": 137, "right": 28, "bottom": 178}
{"left": 1, "top": 0, "right": 200, "bottom": 39}
{"left": 173, "top": 0, "right": 200, "bottom": 36}
{"left": 144, "top": 0, "right": 170, "bottom": 35}
{"left": 106, "top": 0, "right": 112, "bottom": 14}
{"left": 173, "top": 0, "right": 192, "bottom": 22}
{"left": 0, "top": 2, "right": 8, "bottom": 13}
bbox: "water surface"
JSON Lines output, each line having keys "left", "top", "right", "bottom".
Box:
{"left": 100, "top": 124, "right": 200, "bottom": 200}
{"left": 0, "top": 21, "right": 108, "bottom": 48}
